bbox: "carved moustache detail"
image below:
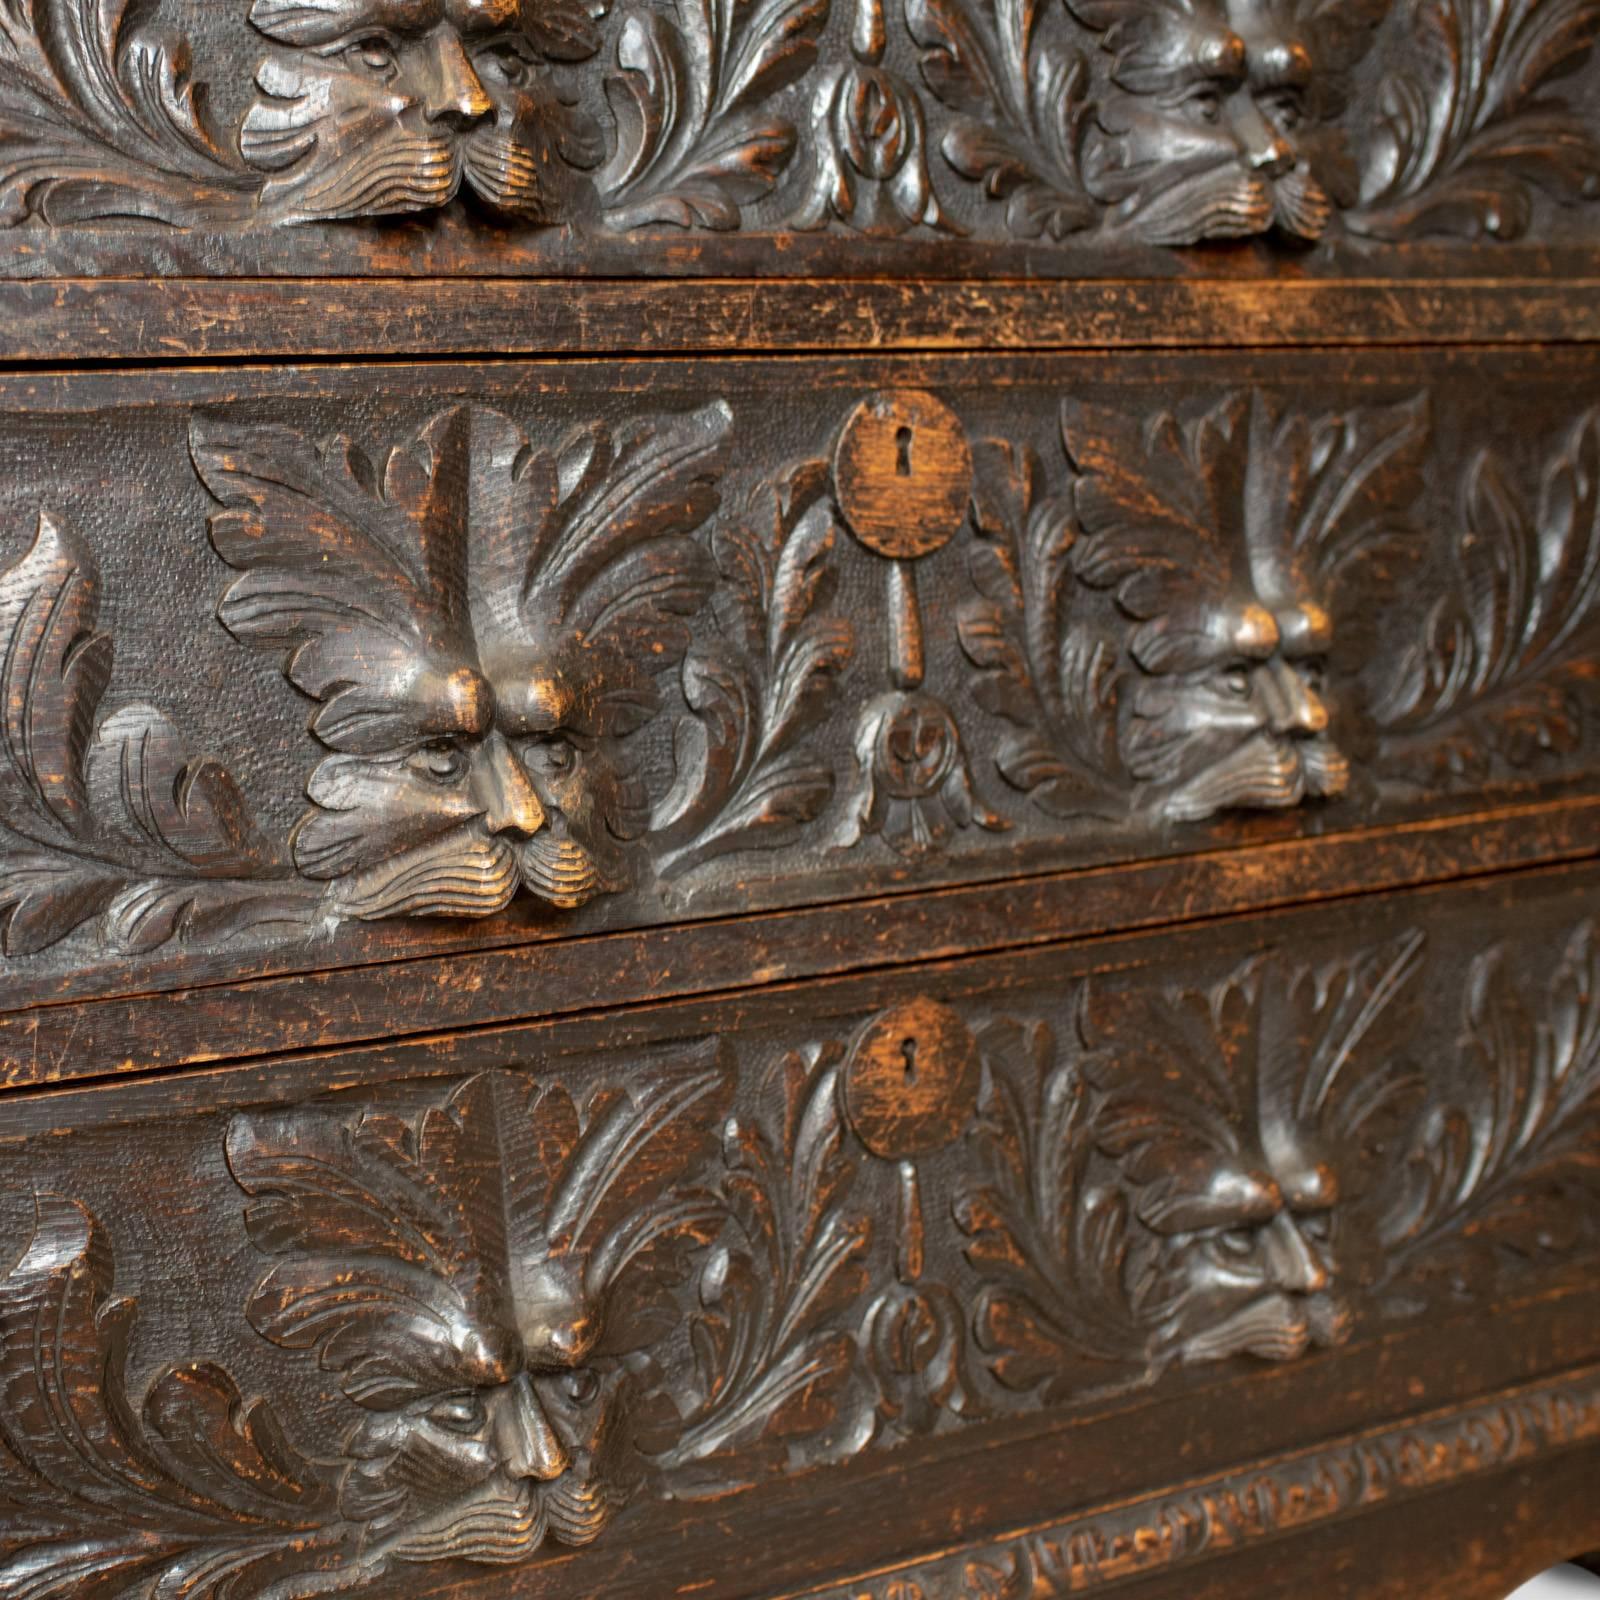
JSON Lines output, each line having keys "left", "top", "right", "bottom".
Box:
{"left": 248, "top": 123, "right": 556, "bottom": 222}
{"left": 1178, "top": 1292, "right": 1352, "bottom": 1365}
{"left": 323, "top": 827, "right": 606, "bottom": 920}
{"left": 1162, "top": 731, "right": 1350, "bottom": 823}
{"left": 379, "top": 1473, "right": 611, "bottom": 1565}
{"left": 1111, "top": 158, "right": 1334, "bottom": 246}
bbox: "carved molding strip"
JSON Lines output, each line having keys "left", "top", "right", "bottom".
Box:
{"left": 0, "top": 0, "right": 1594, "bottom": 250}
{"left": 4, "top": 378, "right": 1598, "bottom": 966}
{"left": 0, "top": 901, "right": 1597, "bottom": 1594}
{"left": 805, "top": 1366, "right": 1600, "bottom": 1599}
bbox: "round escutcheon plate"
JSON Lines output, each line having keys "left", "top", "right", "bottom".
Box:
{"left": 833, "top": 390, "right": 973, "bottom": 561}
{"left": 844, "top": 996, "right": 981, "bottom": 1160}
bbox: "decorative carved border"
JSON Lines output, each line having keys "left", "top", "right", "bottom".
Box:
{"left": 0, "top": 0, "right": 1594, "bottom": 248}
{"left": 803, "top": 1366, "right": 1600, "bottom": 1599}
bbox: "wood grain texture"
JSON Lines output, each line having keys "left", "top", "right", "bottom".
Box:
{"left": 0, "top": 865, "right": 1597, "bottom": 1598}
{"left": 3, "top": 273, "right": 1600, "bottom": 363}
{"left": 0, "top": 8, "right": 1593, "bottom": 1588}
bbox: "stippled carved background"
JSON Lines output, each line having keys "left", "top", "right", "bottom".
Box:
{"left": 2, "top": 351, "right": 1598, "bottom": 998}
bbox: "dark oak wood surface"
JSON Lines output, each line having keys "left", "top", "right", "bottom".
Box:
{"left": 4, "top": 271, "right": 1600, "bottom": 363}
{"left": 0, "top": 1, "right": 1597, "bottom": 1596}
{"left": 0, "top": 0, "right": 1594, "bottom": 276}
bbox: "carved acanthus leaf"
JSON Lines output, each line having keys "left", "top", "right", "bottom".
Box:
{"left": 653, "top": 458, "right": 853, "bottom": 878}
{"left": 1382, "top": 920, "right": 1600, "bottom": 1276}
{"left": 1372, "top": 408, "right": 1600, "bottom": 781}
{"left": 1350, "top": 0, "right": 1600, "bottom": 240}
{"left": 958, "top": 1008, "right": 1147, "bottom": 1394}
{"left": 655, "top": 1042, "right": 874, "bottom": 1493}
{"left": 907, "top": 0, "right": 1096, "bottom": 238}
{"left": 601, "top": 0, "right": 827, "bottom": 228}
{"left": 958, "top": 436, "right": 1123, "bottom": 820}
{"left": 0, "top": 1195, "right": 338, "bottom": 1599}
{"left": 0, "top": 0, "right": 250, "bottom": 226}
{"left": 0, "top": 512, "right": 299, "bottom": 956}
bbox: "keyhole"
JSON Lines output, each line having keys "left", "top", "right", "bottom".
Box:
{"left": 895, "top": 425, "right": 913, "bottom": 478}
{"left": 900, "top": 1037, "right": 918, "bottom": 1084}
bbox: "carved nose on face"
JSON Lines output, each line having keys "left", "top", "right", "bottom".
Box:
{"left": 1261, "top": 1213, "right": 1330, "bottom": 1294}
{"left": 1233, "top": 97, "right": 1294, "bottom": 177}
{"left": 474, "top": 733, "right": 546, "bottom": 837}
{"left": 420, "top": 30, "right": 494, "bottom": 128}
{"left": 493, "top": 1374, "right": 570, "bottom": 1482}
{"left": 1260, "top": 658, "right": 1328, "bottom": 737}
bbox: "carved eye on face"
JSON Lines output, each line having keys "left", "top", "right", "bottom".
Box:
{"left": 426, "top": 1391, "right": 487, "bottom": 1435}
{"left": 1218, "top": 662, "right": 1254, "bottom": 699}
{"left": 518, "top": 732, "right": 577, "bottom": 779}
{"left": 1258, "top": 86, "right": 1306, "bottom": 133}
{"left": 474, "top": 37, "right": 538, "bottom": 89}
{"left": 1213, "top": 1227, "right": 1259, "bottom": 1262}
{"left": 408, "top": 738, "right": 472, "bottom": 785}
{"left": 1181, "top": 84, "right": 1226, "bottom": 125}
{"left": 340, "top": 33, "right": 400, "bottom": 80}
{"left": 559, "top": 1368, "right": 601, "bottom": 1407}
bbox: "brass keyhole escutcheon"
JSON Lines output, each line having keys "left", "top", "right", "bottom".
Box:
{"left": 844, "top": 997, "right": 981, "bottom": 1161}
{"left": 834, "top": 390, "right": 973, "bottom": 561}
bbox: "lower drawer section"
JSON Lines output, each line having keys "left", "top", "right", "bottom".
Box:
{"left": 2, "top": 864, "right": 1599, "bottom": 1598}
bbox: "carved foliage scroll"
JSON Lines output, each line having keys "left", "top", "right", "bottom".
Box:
{"left": 1350, "top": 0, "right": 1600, "bottom": 241}
{"left": 652, "top": 457, "right": 854, "bottom": 877}
{"left": 1, "top": 909, "right": 1599, "bottom": 1593}
{"left": 1368, "top": 407, "right": 1600, "bottom": 782}
{"left": 0, "top": 511, "right": 307, "bottom": 956}
{"left": 5, "top": 381, "right": 1600, "bottom": 962}
{"left": 0, "top": 1194, "right": 339, "bottom": 1599}
{"left": 0, "top": 0, "right": 1595, "bottom": 240}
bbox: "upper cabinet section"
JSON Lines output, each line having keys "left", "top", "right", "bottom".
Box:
{"left": 0, "top": 0, "right": 1596, "bottom": 275}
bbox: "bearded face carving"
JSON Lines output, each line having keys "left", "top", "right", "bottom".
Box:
{"left": 1123, "top": 1122, "right": 1347, "bottom": 1364}
{"left": 1067, "top": 0, "right": 1387, "bottom": 244}
{"left": 192, "top": 401, "right": 728, "bottom": 923}
{"left": 1085, "top": 934, "right": 1423, "bottom": 1367}
{"left": 1116, "top": 589, "right": 1345, "bottom": 823}
{"left": 241, "top": 0, "right": 606, "bottom": 223}
{"left": 227, "top": 1062, "right": 727, "bottom": 1576}
{"left": 1067, "top": 390, "right": 1427, "bottom": 824}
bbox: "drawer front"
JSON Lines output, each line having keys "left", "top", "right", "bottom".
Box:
{"left": 0, "top": 865, "right": 1597, "bottom": 1598}
{"left": 3, "top": 350, "right": 1600, "bottom": 1059}
{"left": 0, "top": 0, "right": 1596, "bottom": 277}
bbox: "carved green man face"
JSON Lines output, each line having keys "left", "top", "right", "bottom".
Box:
{"left": 242, "top": 0, "right": 604, "bottom": 222}
{"left": 231, "top": 1064, "right": 728, "bottom": 1583}
{"left": 1120, "top": 592, "right": 1348, "bottom": 823}
{"left": 1069, "top": 0, "right": 1384, "bottom": 243}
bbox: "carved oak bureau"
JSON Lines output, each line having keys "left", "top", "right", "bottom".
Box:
{"left": 2, "top": 1, "right": 1600, "bottom": 1597}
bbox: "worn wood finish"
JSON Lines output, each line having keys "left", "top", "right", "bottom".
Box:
{"left": 5, "top": 274, "right": 1600, "bottom": 363}
{"left": 5, "top": 792, "right": 1599, "bottom": 1086}
{"left": 1, "top": 867, "right": 1599, "bottom": 1598}
{"left": 1, "top": 1, "right": 1598, "bottom": 1594}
